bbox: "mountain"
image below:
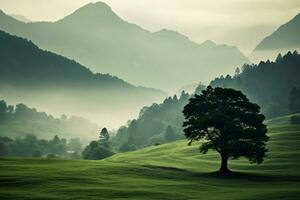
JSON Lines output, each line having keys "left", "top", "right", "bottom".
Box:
{"left": 0, "top": 30, "right": 166, "bottom": 128}
{"left": 211, "top": 51, "right": 300, "bottom": 118}
{"left": 0, "top": 2, "right": 249, "bottom": 92}
{"left": 10, "top": 14, "right": 31, "bottom": 23}
{"left": 250, "top": 13, "right": 300, "bottom": 63}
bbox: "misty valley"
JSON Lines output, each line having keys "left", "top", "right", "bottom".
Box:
{"left": 0, "top": 1, "right": 300, "bottom": 200}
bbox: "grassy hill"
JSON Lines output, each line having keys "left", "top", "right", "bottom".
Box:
{"left": 1, "top": 125, "right": 300, "bottom": 199}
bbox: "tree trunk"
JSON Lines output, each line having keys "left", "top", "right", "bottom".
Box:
{"left": 219, "top": 153, "right": 230, "bottom": 174}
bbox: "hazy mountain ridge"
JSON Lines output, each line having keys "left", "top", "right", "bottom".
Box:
{"left": 0, "top": 2, "right": 249, "bottom": 91}
{"left": 10, "top": 14, "right": 31, "bottom": 23}
{"left": 0, "top": 30, "right": 166, "bottom": 128}
{"left": 250, "top": 13, "right": 300, "bottom": 63}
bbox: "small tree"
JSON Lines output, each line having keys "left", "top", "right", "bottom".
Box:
{"left": 82, "top": 141, "right": 114, "bottom": 160}
{"left": 183, "top": 86, "right": 268, "bottom": 174}
{"left": 99, "top": 128, "right": 109, "bottom": 142}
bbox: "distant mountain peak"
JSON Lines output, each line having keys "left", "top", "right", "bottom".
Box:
{"left": 153, "top": 29, "right": 190, "bottom": 40}
{"left": 59, "top": 1, "right": 121, "bottom": 24}
{"left": 201, "top": 40, "right": 216, "bottom": 46}
{"left": 83, "top": 1, "right": 112, "bottom": 11}
{"left": 250, "top": 12, "right": 300, "bottom": 63}
{"left": 10, "top": 14, "right": 31, "bottom": 23}
{"left": 254, "top": 12, "right": 300, "bottom": 51}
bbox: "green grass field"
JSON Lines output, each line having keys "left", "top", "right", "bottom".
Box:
{"left": 1, "top": 123, "right": 300, "bottom": 199}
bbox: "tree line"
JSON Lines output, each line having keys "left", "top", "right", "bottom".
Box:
{"left": 210, "top": 51, "right": 300, "bottom": 118}
{"left": 111, "top": 91, "right": 190, "bottom": 151}
{"left": 0, "top": 135, "right": 82, "bottom": 158}
{"left": 0, "top": 99, "right": 98, "bottom": 139}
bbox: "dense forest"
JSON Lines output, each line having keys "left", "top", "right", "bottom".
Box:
{"left": 112, "top": 91, "right": 190, "bottom": 151}
{"left": 211, "top": 51, "right": 300, "bottom": 118}
{"left": 0, "top": 99, "right": 98, "bottom": 140}
{"left": 0, "top": 135, "right": 82, "bottom": 158}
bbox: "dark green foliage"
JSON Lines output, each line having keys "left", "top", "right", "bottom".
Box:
{"left": 82, "top": 141, "right": 114, "bottom": 160}
{"left": 0, "top": 135, "right": 73, "bottom": 157}
{"left": 289, "top": 87, "right": 300, "bottom": 113}
{"left": 99, "top": 128, "right": 110, "bottom": 142}
{"left": 183, "top": 86, "right": 269, "bottom": 173}
{"left": 119, "top": 142, "right": 136, "bottom": 152}
{"left": 211, "top": 51, "right": 300, "bottom": 118}
{"left": 112, "top": 91, "right": 190, "bottom": 150}
{"left": 291, "top": 116, "right": 300, "bottom": 124}
{"left": 0, "top": 99, "right": 98, "bottom": 139}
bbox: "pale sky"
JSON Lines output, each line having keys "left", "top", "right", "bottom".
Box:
{"left": 0, "top": 0, "right": 300, "bottom": 54}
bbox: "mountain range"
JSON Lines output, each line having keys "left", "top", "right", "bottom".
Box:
{"left": 0, "top": 30, "right": 166, "bottom": 128}
{"left": 0, "top": 1, "right": 249, "bottom": 92}
{"left": 250, "top": 13, "right": 300, "bottom": 63}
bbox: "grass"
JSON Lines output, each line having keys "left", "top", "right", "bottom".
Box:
{"left": 1, "top": 125, "right": 300, "bottom": 199}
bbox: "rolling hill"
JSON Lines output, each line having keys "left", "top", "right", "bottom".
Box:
{"left": 0, "top": 119, "right": 300, "bottom": 199}
{"left": 0, "top": 30, "right": 166, "bottom": 128}
{"left": 0, "top": 1, "right": 249, "bottom": 91}
{"left": 250, "top": 13, "right": 300, "bottom": 63}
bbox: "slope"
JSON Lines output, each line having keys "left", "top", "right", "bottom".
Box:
{"left": 0, "top": 124, "right": 299, "bottom": 199}
{"left": 250, "top": 13, "right": 300, "bottom": 63}
{"left": 0, "top": 30, "right": 166, "bottom": 128}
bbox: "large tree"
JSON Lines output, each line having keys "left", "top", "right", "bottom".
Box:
{"left": 183, "top": 86, "right": 269, "bottom": 174}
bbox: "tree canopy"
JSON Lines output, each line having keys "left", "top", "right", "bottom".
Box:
{"left": 183, "top": 86, "right": 269, "bottom": 174}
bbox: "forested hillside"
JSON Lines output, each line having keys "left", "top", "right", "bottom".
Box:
{"left": 0, "top": 99, "right": 98, "bottom": 140}
{"left": 211, "top": 51, "right": 300, "bottom": 118}
{"left": 112, "top": 91, "right": 190, "bottom": 151}
{"left": 0, "top": 30, "right": 166, "bottom": 127}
